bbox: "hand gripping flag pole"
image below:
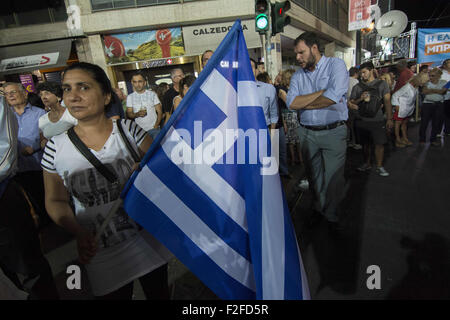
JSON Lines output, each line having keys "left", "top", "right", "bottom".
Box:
{"left": 119, "top": 20, "right": 310, "bottom": 300}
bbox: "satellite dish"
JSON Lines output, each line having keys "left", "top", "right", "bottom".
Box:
{"left": 376, "top": 10, "right": 408, "bottom": 38}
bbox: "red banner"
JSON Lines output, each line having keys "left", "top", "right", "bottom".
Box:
{"left": 348, "top": 0, "right": 371, "bottom": 31}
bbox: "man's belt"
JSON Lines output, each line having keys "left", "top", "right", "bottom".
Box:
{"left": 300, "top": 120, "right": 346, "bottom": 131}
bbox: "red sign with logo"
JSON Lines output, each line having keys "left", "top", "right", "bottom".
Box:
{"left": 348, "top": 0, "right": 371, "bottom": 31}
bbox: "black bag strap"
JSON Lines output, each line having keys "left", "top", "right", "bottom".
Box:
{"left": 67, "top": 127, "right": 118, "bottom": 184}
{"left": 116, "top": 120, "right": 141, "bottom": 163}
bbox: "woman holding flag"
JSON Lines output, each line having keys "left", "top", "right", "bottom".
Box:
{"left": 41, "top": 62, "right": 170, "bottom": 299}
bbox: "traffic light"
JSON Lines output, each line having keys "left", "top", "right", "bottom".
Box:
{"left": 271, "top": 1, "right": 291, "bottom": 36}
{"left": 255, "top": 0, "right": 270, "bottom": 34}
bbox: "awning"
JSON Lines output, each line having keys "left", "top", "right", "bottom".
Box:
{"left": 0, "top": 39, "right": 72, "bottom": 76}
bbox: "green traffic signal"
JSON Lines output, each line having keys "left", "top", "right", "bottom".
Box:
{"left": 271, "top": 1, "right": 291, "bottom": 36}
{"left": 255, "top": 0, "right": 270, "bottom": 34}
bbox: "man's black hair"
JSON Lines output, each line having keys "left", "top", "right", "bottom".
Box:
{"left": 360, "top": 61, "right": 375, "bottom": 71}
{"left": 131, "top": 70, "right": 146, "bottom": 80}
{"left": 294, "top": 32, "right": 321, "bottom": 52}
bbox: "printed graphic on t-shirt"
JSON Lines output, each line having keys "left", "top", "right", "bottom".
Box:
{"left": 63, "top": 158, "right": 139, "bottom": 249}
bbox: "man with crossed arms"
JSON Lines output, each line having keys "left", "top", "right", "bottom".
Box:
{"left": 286, "top": 32, "right": 349, "bottom": 230}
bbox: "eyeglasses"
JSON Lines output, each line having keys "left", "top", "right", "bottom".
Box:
{"left": 4, "top": 90, "right": 19, "bottom": 96}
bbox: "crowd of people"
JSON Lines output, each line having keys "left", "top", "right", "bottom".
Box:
{"left": 1, "top": 30, "right": 449, "bottom": 299}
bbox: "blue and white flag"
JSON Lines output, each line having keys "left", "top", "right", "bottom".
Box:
{"left": 122, "top": 20, "right": 310, "bottom": 300}
{"left": 417, "top": 28, "right": 450, "bottom": 64}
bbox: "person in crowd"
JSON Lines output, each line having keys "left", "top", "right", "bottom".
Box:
{"left": 419, "top": 65, "right": 429, "bottom": 75}
{"left": 172, "top": 75, "right": 196, "bottom": 112}
{"left": 349, "top": 62, "right": 393, "bottom": 177}
{"left": 155, "top": 83, "right": 169, "bottom": 106}
{"left": 201, "top": 50, "right": 214, "bottom": 68}
{"left": 408, "top": 61, "right": 417, "bottom": 74}
{"left": 37, "top": 82, "right": 77, "bottom": 143}
{"left": 388, "top": 65, "right": 398, "bottom": 92}
{"left": 256, "top": 62, "right": 266, "bottom": 77}
{"left": 256, "top": 72, "right": 273, "bottom": 84}
{"left": 394, "top": 59, "right": 414, "bottom": 93}
{"left": 162, "top": 68, "right": 185, "bottom": 125}
{"left": 286, "top": 31, "right": 349, "bottom": 229}
{"left": 420, "top": 68, "right": 447, "bottom": 146}
{"left": 273, "top": 71, "right": 282, "bottom": 87}
{"left": 28, "top": 92, "right": 45, "bottom": 110}
{"left": 113, "top": 87, "right": 128, "bottom": 116}
{"left": 42, "top": 62, "right": 170, "bottom": 300}
{"left": 439, "top": 58, "right": 450, "bottom": 137}
{"left": 126, "top": 71, "right": 162, "bottom": 139}
{"left": 0, "top": 96, "right": 59, "bottom": 300}
{"left": 391, "top": 72, "right": 430, "bottom": 147}
{"left": 107, "top": 90, "right": 125, "bottom": 120}
{"left": 3, "top": 82, "right": 48, "bottom": 225}
{"left": 251, "top": 58, "right": 289, "bottom": 179}
{"left": 379, "top": 73, "right": 393, "bottom": 91}
{"left": 347, "top": 66, "right": 362, "bottom": 150}
{"left": 277, "top": 69, "right": 302, "bottom": 166}
{"left": 257, "top": 68, "right": 290, "bottom": 178}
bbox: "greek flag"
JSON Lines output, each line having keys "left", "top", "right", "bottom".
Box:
{"left": 122, "top": 20, "right": 310, "bottom": 300}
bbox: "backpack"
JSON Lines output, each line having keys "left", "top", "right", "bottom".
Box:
{"left": 357, "top": 80, "right": 384, "bottom": 118}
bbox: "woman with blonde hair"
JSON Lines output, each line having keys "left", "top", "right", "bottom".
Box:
{"left": 379, "top": 73, "right": 393, "bottom": 92}
{"left": 391, "top": 72, "right": 430, "bottom": 147}
{"left": 277, "top": 69, "right": 302, "bottom": 165}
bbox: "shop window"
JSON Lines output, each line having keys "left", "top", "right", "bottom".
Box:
{"left": 0, "top": 0, "right": 67, "bottom": 29}
{"left": 0, "top": 14, "right": 16, "bottom": 29}
{"left": 16, "top": 9, "right": 52, "bottom": 25}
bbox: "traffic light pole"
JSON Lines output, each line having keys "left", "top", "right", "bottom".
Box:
{"left": 264, "top": 4, "right": 274, "bottom": 80}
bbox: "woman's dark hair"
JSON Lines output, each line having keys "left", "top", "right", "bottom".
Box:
{"left": 180, "top": 75, "right": 196, "bottom": 98}
{"left": 27, "top": 92, "right": 45, "bottom": 109}
{"left": 349, "top": 67, "right": 359, "bottom": 77}
{"left": 256, "top": 72, "right": 271, "bottom": 84}
{"left": 62, "top": 62, "right": 114, "bottom": 111}
{"left": 36, "top": 81, "right": 63, "bottom": 98}
{"left": 155, "top": 82, "right": 169, "bottom": 102}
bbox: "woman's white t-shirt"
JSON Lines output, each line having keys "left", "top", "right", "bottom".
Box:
{"left": 41, "top": 119, "right": 167, "bottom": 296}
{"left": 39, "top": 108, "right": 78, "bottom": 139}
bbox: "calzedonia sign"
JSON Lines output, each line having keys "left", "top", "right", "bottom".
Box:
{"left": 183, "top": 20, "right": 261, "bottom": 56}
{"left": 192, "top": 24, "right": 249, "bottom": 36}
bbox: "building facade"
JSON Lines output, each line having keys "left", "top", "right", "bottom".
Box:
{"left": 0, "top": 0, "right": 355, "bottom": 93}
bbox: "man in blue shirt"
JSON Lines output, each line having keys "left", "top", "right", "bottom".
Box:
{"left": 250, "top": 59, "right": 289, "bottom": 177}
{"left": 3, "top": 82, "right": 48, "bottom": 226}
{"left": 286, "top": 32, "right": 349, "bottom": 228}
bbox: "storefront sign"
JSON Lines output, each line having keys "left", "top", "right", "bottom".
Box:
{"left": 0, "top": 53, "right": 59, "bottom": 72}
{"left": 142, "top": 59, "right": 173, "bottom": 68}
{"left": 182, "top": 20, "right": 261, "bottom": 56}
{"left": 103, "top": 28, "right": 185, "bottom": 65}
{"left": 348, "top": 0, "right": 372, "bottom": 31}
{"left": 19, "top": 74, "right": 35, "bottom": 93}
{"left": 418, "top": 28, "right": 450, "bottom": 63}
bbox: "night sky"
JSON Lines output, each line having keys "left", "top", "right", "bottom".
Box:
{"left": 394, "top": 0, "right": 450, "bottom": 30}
